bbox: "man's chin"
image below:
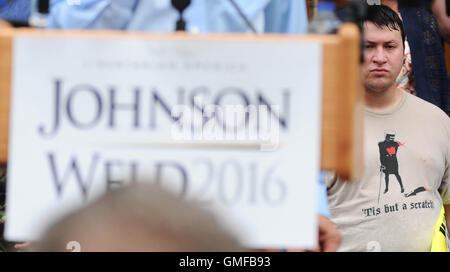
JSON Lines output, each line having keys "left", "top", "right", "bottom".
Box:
{"left": 365, "top": 80, "right": 394, "bottom": 93}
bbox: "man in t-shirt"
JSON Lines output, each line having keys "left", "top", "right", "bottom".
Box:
{"left": 327, "top": 4, "right": 450, "bottom": 251}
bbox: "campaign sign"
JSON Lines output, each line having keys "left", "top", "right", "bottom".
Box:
{"left": 5, "top": 34, "right": 322, "bottom": 249}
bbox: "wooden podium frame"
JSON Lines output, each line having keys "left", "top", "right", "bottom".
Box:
{"left": 0, "top": 23, "right": 363, "bottom": 180}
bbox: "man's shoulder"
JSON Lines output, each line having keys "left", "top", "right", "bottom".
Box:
{"left": 404, "top": 92, "right": 449, "bottom": 121}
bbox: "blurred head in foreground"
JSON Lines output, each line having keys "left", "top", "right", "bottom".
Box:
{"left": 33, "top": 183, "right": 242, "bottom": 252}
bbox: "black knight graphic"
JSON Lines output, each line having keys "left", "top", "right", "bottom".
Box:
{"left": 378, "top": 131, "right": 405, "bottom": 194}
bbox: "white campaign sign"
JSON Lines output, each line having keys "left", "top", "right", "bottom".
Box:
{"left": 6, "top": 34, "right": 322, "bottom": 249}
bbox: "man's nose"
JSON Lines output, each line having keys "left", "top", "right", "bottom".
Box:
{"left": 372, "top": 46, "right": 387, "bottom": 64}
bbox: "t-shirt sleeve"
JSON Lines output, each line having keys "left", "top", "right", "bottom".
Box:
{"left": 440, "top": 167, "right": 450, "bottom": 205}
{"left": 439, "top": 140, "right": 450, "bottom": 204}
{"left": 324, "top": 170, "right": 337, "bottom": 191}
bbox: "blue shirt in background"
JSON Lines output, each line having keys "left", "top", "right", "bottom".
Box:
{"left": 318, "top": 172, "right": 330, "bottom": 216}
{"left": 0, "top": 0, "right": 30, "bottom": 21}
{"left": 48, "top": 0, "right": 307, "bottom": 33}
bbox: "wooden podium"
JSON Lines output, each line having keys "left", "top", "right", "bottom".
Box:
{"left": 0, "top": 23, "right": 363, "bottom": 180}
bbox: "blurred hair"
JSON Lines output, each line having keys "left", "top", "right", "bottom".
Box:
{"left": 33, "top": 183, "right": 243, "bottom": 252}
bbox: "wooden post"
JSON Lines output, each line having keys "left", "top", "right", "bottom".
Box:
{"left": 0, "top": 23, "right": 12, "bottom": 168}
{"left": 319, "top": 23, "right": 363, "bottom": 180}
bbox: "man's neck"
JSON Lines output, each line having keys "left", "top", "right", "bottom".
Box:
{"left": 364, "top": 86, "right": 404, "bottom": 112}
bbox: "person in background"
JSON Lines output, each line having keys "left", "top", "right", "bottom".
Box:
{"left": 338, "top": 0, "right": 449, "bottom": 113}
{"left": 430, "top": 0, "right": 450, "bottom": 43}
{"left": 383, "top": 0, "right": 448, "bottom": 114}
{"left": 327, "top": 5, "right": 450, "bottom": 251}
{"left": 431, "top": 0, "right": 450, "bottom": 112}
{"left": 46, "top": 0, "right": 341, "bottom": 252}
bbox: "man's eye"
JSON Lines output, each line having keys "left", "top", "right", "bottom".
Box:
{"left": 365, "top": 44, "right": 374, "bottom": 49}
{"left": 385, "top": 45, "right": 395, "bottom": 49}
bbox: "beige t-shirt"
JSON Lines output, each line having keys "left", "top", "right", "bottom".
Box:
{"left": 327, "top": 91, "right": 450, "bottom": 252}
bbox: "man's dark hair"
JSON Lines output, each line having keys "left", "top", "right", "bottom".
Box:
{"left": 363, "top": 4, "right": 406, "bottom": 45}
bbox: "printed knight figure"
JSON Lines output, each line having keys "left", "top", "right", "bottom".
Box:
{"left": 378, "top": 131, "right": 405, "bottom": 194}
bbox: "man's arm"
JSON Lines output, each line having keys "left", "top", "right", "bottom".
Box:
{"left": 431, "top": 0, "right": 450, "bottom": 43}
{"left": 319, "top": 171, "right": 341, "bottom": 252}
{"left": 318, "top": 214, "right": 341, "bottom": 252}
{"left": 48, "top": 0, "right": 137, "bottom": 29}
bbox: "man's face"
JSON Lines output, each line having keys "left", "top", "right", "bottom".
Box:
{"left": 361, "top": 22, "right": 404, "bottom": 93}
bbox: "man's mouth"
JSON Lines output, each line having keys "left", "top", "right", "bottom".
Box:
{"left": 370, "top": 68, "right": 388, "bottom": 75}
